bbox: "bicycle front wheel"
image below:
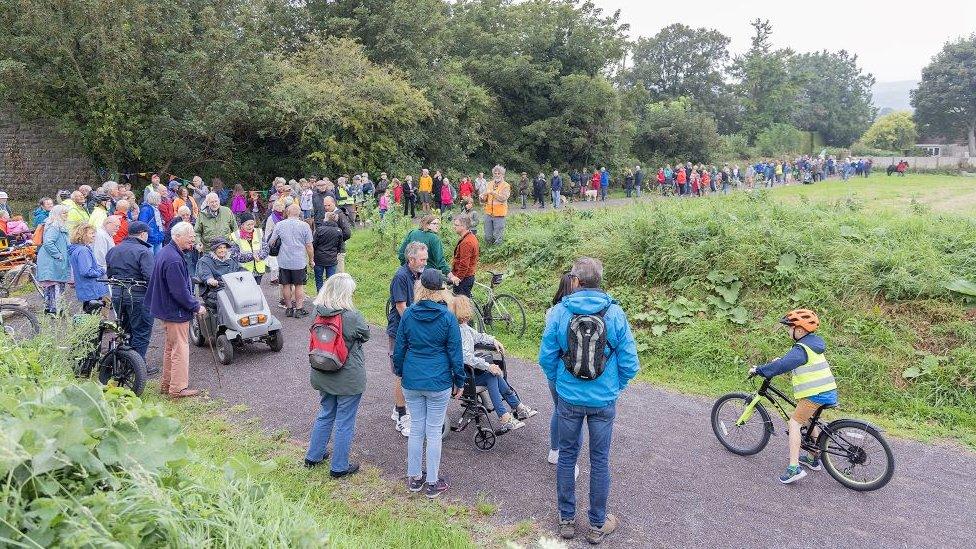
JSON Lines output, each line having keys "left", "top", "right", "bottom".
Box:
{"left": 485, "top": 294, "right": 525, "bottom": 338}
{"left": 819, "top": 419, "right": 895, "bottom": 491}
{"left": 98, "top": 347, "right": 148, "bottom": 396}
{"left": 711, "top": 392, "right": 772, "bottom": 456}
{"left": 0, "top": 304, "right": 40, "bottom": 342}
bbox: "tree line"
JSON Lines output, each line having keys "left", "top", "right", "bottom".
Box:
{"left": 0, "top": 0, "right": 971, "bottom": 184}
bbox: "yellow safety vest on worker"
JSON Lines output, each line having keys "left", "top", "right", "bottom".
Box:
{"left": 792, "top": 342, "right": 837, "bottom": 399}
{"left": 230, "top": 228, "right": 267, "bottom": 274}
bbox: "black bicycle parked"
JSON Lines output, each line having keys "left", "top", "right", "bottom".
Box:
{"left": 74, "top": 278, "right": 149, "bottom": 396}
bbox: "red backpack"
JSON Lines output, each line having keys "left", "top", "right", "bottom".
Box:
{"left": 309, "top": 314, "right": 348, "bottom": 373}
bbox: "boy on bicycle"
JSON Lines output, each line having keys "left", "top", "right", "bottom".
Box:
{"left": 750, "top": 309, "right": 837, "bottom": 484}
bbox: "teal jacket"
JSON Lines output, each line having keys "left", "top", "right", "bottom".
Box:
{"left": 393, "top": 299, "right": 465, "bottom": 392}
{"left": 538, "top": 289, "right": 640, "bottom": 408}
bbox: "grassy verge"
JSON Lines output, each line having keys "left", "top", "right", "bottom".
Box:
{"left": 345, "top": 177, "right": 976, "bottom": 448}
{"left": 150, "top": 395, "right": 512, "bottom": 548}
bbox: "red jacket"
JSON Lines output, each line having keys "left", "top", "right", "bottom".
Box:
{"left": 451, "top": 231, "right": 479, "bottom": 279}
{"left": 158, "top": 198, "right": 175, "bottom": 225}
{"left": 459, "top": 179, "right": 474, "bottom": 198}
{"left": 113, "top": 211, "right": 130, "bottom": 244}
{"left": 590, "top": 172, "right": 601, "bottom": 190}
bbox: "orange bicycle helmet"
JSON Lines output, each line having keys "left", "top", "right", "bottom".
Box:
{"left": 779, "top": 309, "right": 820, "bottom": 332}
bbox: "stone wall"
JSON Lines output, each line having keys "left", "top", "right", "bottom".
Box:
{"left": 0, "top": 104, "right": 98, "bottom": 201}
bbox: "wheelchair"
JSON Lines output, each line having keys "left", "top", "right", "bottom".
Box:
{"left": 449, "top": 343, "right": 520, "bottom": 451}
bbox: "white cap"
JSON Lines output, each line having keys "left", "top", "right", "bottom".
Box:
{"left": 0, "top": 191, "right": 8, "bottom": 199}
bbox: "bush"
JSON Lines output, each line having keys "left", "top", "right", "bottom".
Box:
{"left": 859, "top": 111, "right": 918, "bottom": 152}
{"left": 719, "top": 133, "right": 753, "bottom": 160}
{"left": 754, "top": 123, "right": 804, "bottom": 156}
{"left": 850, "top": 142, "right": 902, "bottom": 156}
{"left": 0, "top": 334, "right": 329, "bottom": 547}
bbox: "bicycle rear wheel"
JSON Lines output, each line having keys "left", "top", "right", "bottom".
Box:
{"left": 711, "top": 392, "right": 772, "bottom": 456}
{"left": 485, "top": 294, "right": 525, "bottom": 338}
{"left": 467, "top": 297, "right": 485, "bottom": 333}
{"left": 818, "top": 419, "right": 895, "bottom": 491}
{"left": 0, "top": 304, "right": 40, "bottom": 342}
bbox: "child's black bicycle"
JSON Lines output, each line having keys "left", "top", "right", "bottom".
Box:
{"left": 711, "top": 373, "right": 895, "bottom": 491}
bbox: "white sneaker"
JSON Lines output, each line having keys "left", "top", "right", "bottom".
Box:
{"left": 395, "top": 414, "right": 411, "bottom": 437}
{"left": 548, "top": 449, "right": 559, "bottom": 465}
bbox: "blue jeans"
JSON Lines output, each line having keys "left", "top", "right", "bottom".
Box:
{"left": 314, "top": 264, "right": 338, "bottom": 292}
{"left": 599, "top": 186, "right": 607, "bottom": 200}
{"left": 551, "top": 190, "right": 561, "bottom": 208}
{"left": 473, "top": 371, "right": 520, "bottom": 417}
{"left": 403, "top": 387, "right": 451, "bottom": 482}
{"left": 557, "top": 396, "right": 616, "bottom": 527}
{"left": 549, "top": 381, "right": 584, "bottom": 451}
{"left": 305, "top": 392, "right": 363, "bottom": 473}
{"left": 184, "top": 248, "right": 199, "bottom": 277}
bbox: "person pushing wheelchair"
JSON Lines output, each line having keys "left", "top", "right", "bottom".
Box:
{"left": 750, "top": 309, "right": 838, "bottom": 484}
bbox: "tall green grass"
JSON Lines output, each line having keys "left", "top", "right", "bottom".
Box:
{"left": 347, "top": 191, "right": 976, "bottom": 445}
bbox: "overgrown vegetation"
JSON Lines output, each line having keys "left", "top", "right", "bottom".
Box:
{"left": 0, "top": 323, "right": 482, "bottom": 547}
{"left": 348, "top": 179, "right": 976, "bottom": 446}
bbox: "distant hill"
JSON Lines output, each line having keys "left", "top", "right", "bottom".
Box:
{"left": 872, "top": 80, "right": 918, "bottom": 113}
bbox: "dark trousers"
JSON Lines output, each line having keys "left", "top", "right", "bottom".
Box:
{"left": 114, "top": 292, "right": 154, "bottom": 359}
{"left": 403, "top": 197, "right": 416, "bottom": 218}
{"left": 314, "top": 264, "right": 338, "bottom": 292}
{"left": 454, "top": 275, "right": 475, "bottom": 297}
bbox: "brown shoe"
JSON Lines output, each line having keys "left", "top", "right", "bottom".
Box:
{"left": 168, "top": 389, "right": 201, "bottom": 399}
{"left": 586, "top": 514, "right": 618, "bottom": 545}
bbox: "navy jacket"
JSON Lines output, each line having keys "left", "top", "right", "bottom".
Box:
{"left": 756, "top": 333, "right": 837, "bottom": 405}
{"left": 146, "top": 241, "right": 199, "bottom": 322}
{"left": 550, "top": 175, "right": 563, "bottom": 191}
{"left": 393, "top": 299, "right": 465, "bottom": 392}
{"left": 106, "top": 236, "right": 154, "bottom": 292}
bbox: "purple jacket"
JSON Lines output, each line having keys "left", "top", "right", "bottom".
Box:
{"left": 147, "top": 241, "right": 200, "bottom": 322}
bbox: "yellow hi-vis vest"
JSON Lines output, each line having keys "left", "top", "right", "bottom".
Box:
{"left": 792, "top": 342, "right": 837, "bottom": 399}
{"left": 231, "top": 229, "right": 267, "bottom": 274}
{"left": 337, "top": 186, "right": 352, "bottom": 206}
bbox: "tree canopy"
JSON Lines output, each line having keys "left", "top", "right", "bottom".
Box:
{"left": 0, "top": 1, "right": 885, "bottom": 183}
{"left": 859, "top": 112, "right": 918, "bottom": 152}
{"left": 911, "top": 35, "right": 976, "bottom": 156}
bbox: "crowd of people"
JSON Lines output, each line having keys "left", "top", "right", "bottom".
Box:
{"left": 0, "top": 154, "right": 856, "bottom": 545}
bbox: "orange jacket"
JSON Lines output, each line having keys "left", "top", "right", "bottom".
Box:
{"left": 451, "top": 231, "right": 479, "bottom": 279}
{"left": 482, "top": 180, "right": 511, "bottom": 217}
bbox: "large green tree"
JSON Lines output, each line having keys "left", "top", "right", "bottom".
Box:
{"left": 0, "top": 0, "right": 278, "bottom": 175}
{"left": 631, "top": 98, "right": 721, "bottom": 164}
{"left": 911, "top": 35, "right": 976, "bottom": 156}
{"left": 627, "top": 24, "right": 736, "bottom": 131}
{"left": 789, "top": 50, "right": 876, "bottom": 146}
{"left": 729, "top": 19, "right": 796, "bottom": 141}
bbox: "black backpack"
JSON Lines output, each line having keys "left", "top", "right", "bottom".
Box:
{"left": 562, "top": 305, "right": 613, "bottom": 381}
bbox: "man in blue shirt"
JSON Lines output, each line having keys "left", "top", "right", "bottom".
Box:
{"left": 598, "top": 167, "right": 610, "bottom": 201}
{"left": 539, "top": 257, "right": 640, "bottom": 544}
{"left": 387, "top": 241, "right": 428, "bottom": 437}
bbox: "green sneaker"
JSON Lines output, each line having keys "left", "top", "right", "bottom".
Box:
{"left": 779, "top": 465, "right": 807, "bottom": 484}
{"left": 799, "top": 454, "right": 823, "bottom": 471}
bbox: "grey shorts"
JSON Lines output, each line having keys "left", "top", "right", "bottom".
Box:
{"left": 418, "top": 191, "right": 432, "bottom": 204}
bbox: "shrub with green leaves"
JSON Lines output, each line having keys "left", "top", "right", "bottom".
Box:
{"left": 0, "top": 335, "right": 329, "bottom": 547}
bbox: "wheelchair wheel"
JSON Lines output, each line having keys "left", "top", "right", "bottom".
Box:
{"left": 474, "top": 427, "right": 496, "bottom": 451}
{"left": 189, "top": 316, "right": 206, "bottom": 347}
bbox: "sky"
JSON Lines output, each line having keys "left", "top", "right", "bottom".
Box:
{"left": 593, "top": 0, "right": 976, "bottom": 82}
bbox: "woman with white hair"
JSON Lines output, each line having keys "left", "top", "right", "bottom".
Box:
{"left": 36, "top": 204, "right": 71, "bottom": 314}
{"left": 305, "top": 273, "right": 370, "bottom": 478}
{"left": 138, "top": 190, "right": 165, "bottom": 254}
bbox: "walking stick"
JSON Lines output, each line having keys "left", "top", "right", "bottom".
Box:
{"left": 199, "top": 311, "right": 223, "bottom": 388}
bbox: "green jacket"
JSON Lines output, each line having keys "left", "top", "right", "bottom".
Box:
{"left": 310, "top": 306, "right": 370, "bottom": 396}
{"left": 397, "top": 229, "right": 450, "bottom": 274}
{"left": 195, "top": 206, "right": 238, "bottom": 246}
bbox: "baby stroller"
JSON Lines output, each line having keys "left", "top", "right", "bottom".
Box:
{"left": 450, "top": 343, "right": 520, "bottom": 451}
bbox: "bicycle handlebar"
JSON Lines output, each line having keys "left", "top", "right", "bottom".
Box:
{"left": 97, "top": 277, "right": 148, "bottom": 287}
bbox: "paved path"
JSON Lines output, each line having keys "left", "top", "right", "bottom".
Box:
{"left": 147, "top": 291, "right": 976, "bottom": 548}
